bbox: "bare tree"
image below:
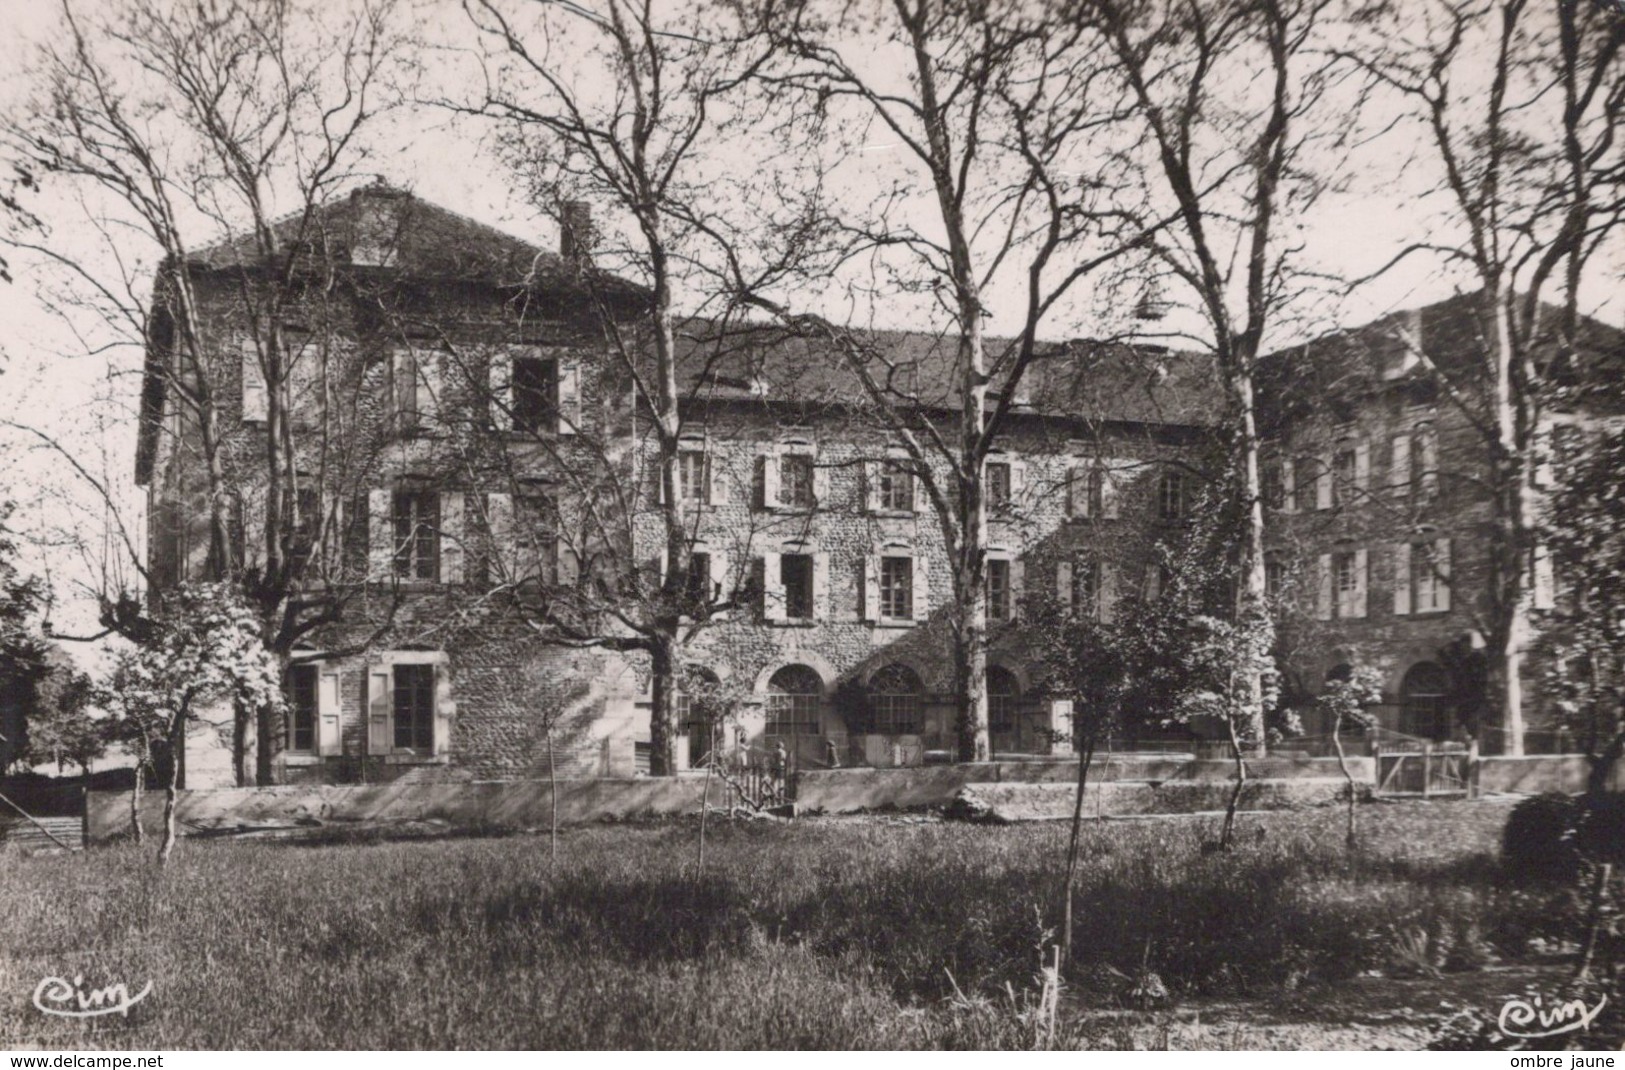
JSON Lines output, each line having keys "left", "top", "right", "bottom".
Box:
{"left": 3, "top": 0, "right": 416, "bottom": 783}
{"left": 459, "top": 0, "right": 820, "bottom": 775}
{"left": 752, "top": 0, "right": 1156, "bottom": 761}
{"left": 1339, "top": 0, "right": 1625, "bottom": 755}
{"left": 1080, "top": 0, "right": 1351, "bottom": 750}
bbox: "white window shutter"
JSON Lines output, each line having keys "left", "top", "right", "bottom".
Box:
{"left": 391, "top": 347, "right": 416, "bottom": 426}
{"left": 1010, "top": 557, "right": 1025, "bottom": 620}
{"left": 1102, "top": 465, "right": 1121, "bottom": 519}
{"left": 708, "top": 454, "right": 729, "bottom": 504}
{"left": 864, "top": 461, "right": 881, "bottom": 513}
{"left": 317, "top": 669, "right": 342, "bottom": 756}
{"left": 1064, "top": 464, "right": 1082, "bottom": 518}
{"left": 1393, "top": 542, "right": 1413, "bottom": 615}
{"left": 432, "top": 664, "right": 453, "bottom": 757}
{"left": 710, "top": 551, "right": 730, "bottom": 606}
{"left": 439, "top": 491, "right": 464, "bottom": 585}
{"left": 1353, "top": 548, "right": 1369, "bottom": 618}
{"left": 1434, "top": 538, "right": 1452, "bottom": 611}
{"left": 1316, "top": 553, "right": 1333, "bottom": 620}
{"left": 488, "top": 350, "right": 513, "bottom": 431}
{"left": 1056, "top": 560, "right": 1074, "bottom": 609}
{"left": 557, "top": 359, "right": 581, "bottom": 435}
{"left": 1281, "top": 457, "right": 1297, "bottom": 513}
{"left": 368, "top": 489, "right": 392, "bottom": 582}
{"left": 761, "top": 552, "right": 784, "bottom": 621}
{"left": 812, "top": 552, "right": 830, "bottom": 620}
{"left": 416, "top": 350, "right": 439, "bottom": 424}
{"left": 486, "top": 492, "right": 513, "bottom": 584}
{"left": 862, "top": 556, "right": 879, "bottom": 622}
{"left": 811, "top": 452, "right": 828, "bottom": 506}
{"left": 906, "top": 463, "right": 919, "bottom": 513}
{"left": 1316, "top": 460, "right": 1333, "bottom": 510}
{"left": 368, "top": 667, "right": 392, "bottom": 755}
{"left": 1354, "top": 442, "right": 1371, "bottom": 495}
{"left": 1098, "top": 563, "right": 1117, "bottom": 623}
{"left": 762, "top": 451, "right": 780, "bottom": 509}
{"left": 1011, "top": 459, "right": 1027, "bottom": 507}
{"left": 912, "top": 554, "right": 930, "bottom": 621}
{"left": 241, "top": 338, "right": 268, "bottom": 422}
{"left": 556, "top": 541, "right": 580, "bottom": 587}
{"left": 1390, "top": 433, "right": 1411, "bottom": 497}
{"left": 1419, "top": 429, "right": 1439, "bottom": 495}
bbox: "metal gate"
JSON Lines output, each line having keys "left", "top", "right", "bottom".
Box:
{"left": 1375, "top": 741, "right": 1471, "bottom": 797}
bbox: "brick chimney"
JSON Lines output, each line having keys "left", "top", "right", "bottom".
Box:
{"left": 559, "top": 200, "right": 593, "bottom": 264}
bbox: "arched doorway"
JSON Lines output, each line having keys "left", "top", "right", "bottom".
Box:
{"left": 1400, "top": 662, "right": 1452, "bottom": 741}
{"left": 867, "top": 663, "right": 923, "bottom": 736}
{"left": 765, "top": 665, "right": 823, "bottom": 759}
{"left": 680, "top": 668, "right": 722, "bottom": 768}
{"left": 988, "top": 666, "right": 1021, "bottom": 755}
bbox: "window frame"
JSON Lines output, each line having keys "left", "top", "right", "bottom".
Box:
{"left": 986, "top": 460, "right": 1013, "bottom": 510}
{"left": 781, "top": 552, "right": 814, "bottom": 621}
{"left": 391, "top": 662, "right": 437, "bottom": 753}
{"left": 1157, "top": 469, "right": 1186, "bottom": 521}
{"left": 511, "top": 355, "right": 559, "bottom": 435}
{"left": 987, "top": 558, "right": 1012, "bottom": 622}
{"left": 391, "top": 490, "right": 440, "bottom": 582}
{"left": 879, "top": 555, "right": 914, "bottom": 622}
{"left": 286, "top": 663, "right": 318, "bottom": 753}
{"left": 778, "top": 452, "right": 816, "bottom": 509}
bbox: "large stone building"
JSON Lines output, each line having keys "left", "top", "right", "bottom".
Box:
{"left": 136, "top": 186, "right": 1621, "bottom": 785}
{"left": 1258, "top": 296, "right": 1625, "bottom": 751}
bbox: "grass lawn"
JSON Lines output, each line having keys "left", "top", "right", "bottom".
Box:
{"left": 0, "top": 800, "right": 1600, "bottom": 1049}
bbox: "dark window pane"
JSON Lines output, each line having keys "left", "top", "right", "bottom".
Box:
{"left": 512, "top": 357, "right": 557, "bottom": 434}
{"left": 393, "top": 663, "right": 436, "bottom": 751}
{"left": 287, "top": 664, "right": 318, "bottom": 751}
{"left": 782, "top": 553, "right": 813, "bottom": 619}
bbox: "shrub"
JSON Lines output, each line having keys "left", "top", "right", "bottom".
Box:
{"left": 1502, "top": 793, "right": 1582, "bottom": 881}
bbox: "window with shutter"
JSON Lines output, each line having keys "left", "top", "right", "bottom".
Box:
{"left": 286, "top": 664, "right": 318, "bottom": 752}
{"left": 987, "top": 559, "right": 1012, "bottom": 621}
{"left": 880, "top": 556, "right": 913, "bottom": 621}
{"left": 511, "top": 356, "right": 557, "bottom": 434}
{"left": 779, "top": 453, "right": 815, "bottom": 508}
{"left": 986, "top": 462, "right": 1012, "bottom": 509}
{"left": 392, "top": 663, "right": 436, "bottom": 752}
{"left": 391, "top": 491, "right": 439, "bottom": 581}
{"left": 782, "top": 553, "right": 814, "bottom": 620}
{"left": 679, "top": 451, "right": 710, "bottom": 504}
{"left": 880, "top": 461, "right": 913, "bottom": 512}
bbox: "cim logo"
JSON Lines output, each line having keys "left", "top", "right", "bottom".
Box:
{"left": 33, "top": 974, "right": 152, "bottom": 1019}
{"left": 1498, "top": 992, "right": 1607, "bottom": 1040}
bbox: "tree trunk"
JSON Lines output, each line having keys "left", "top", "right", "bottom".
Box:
{"left": 648, "top": 640, "right": 679, "bottom": 777}
{"left": 1486, "top": 286, "right": 1529, "bottom": 757}
{"left": 547, "top": 720, "right": 558, "bottom": 866}
{"left": 1220, "top": 719, "right": 1249, "bottom": 850}
{"left": 1232, "top": 368, "right": 1270, "bottom": 748}
{"left": 255, "top": 697, "right": 275, "bottom": 786}
{"left": 1061, "top": 732, "right": 1097, "bottom": 971}
{"left": 232, "top": 704, "right": 251, "bottom": 788}
{"left": 697, "top": 743, "right": 714, "bottom": 878}
{"left": 1330, "top": 710, "right": 1357, "bottom": 849}
{"left": 159, "top": 717, "right": 184, "bottom": 864}
{"left": 129, "top": 755, "right": 145, "bottom": 845}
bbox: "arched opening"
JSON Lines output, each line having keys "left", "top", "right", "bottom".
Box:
{"left": 868, "top": 663, "right": 923, "bottom": 736}
{"left": 680, "top": 667, "right": 722, "bottom": 768}
{"left": 988, "top": 666, "right": 1021, "bottom": 753}
{"left": 766, "top": 665, "right": 823, "bottom": 742}
{"left": 1400, "top": 662, "right": 1452, "bottom": 741}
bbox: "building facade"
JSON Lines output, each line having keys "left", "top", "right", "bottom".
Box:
{"left": 137, "top": 188, "right": 1621, "bottom": 785}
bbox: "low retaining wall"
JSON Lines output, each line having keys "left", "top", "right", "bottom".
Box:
{"left": 1476, "top": 755, "right": 1623, "bottom": 795}
{"left": 87, "top": 777, "right": 714, "bottom": 843}
{"left": 794, "top": 755, "right": 1372, "bottom": 813}
{"left": 964, "top": 779, "right": 1368, "bottom": 822}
